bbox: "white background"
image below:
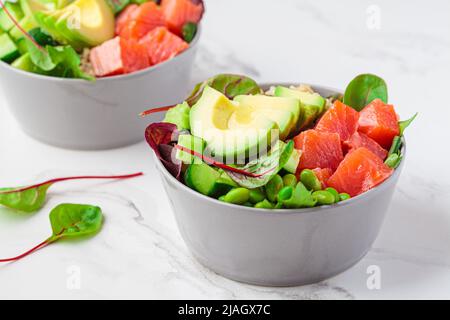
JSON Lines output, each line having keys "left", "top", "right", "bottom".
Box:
{"left": 1, "top": 0, "right": 450, "bottom": 299}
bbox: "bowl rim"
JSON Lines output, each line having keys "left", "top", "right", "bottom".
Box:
{"left": 153, "top": 83, "right": 406, "bottom": 215}
{"left": 0, "top": 24, "right": 202, "bottom": 83}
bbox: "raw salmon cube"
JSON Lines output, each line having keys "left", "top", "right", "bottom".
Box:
{"left": 294, "top": 129, "right": 344, "bottom": 172}
{"left": 312, "top": 168, "right": 333, "bottom": 189}
{"left": 139, "top": 26, "right": 189, "bottom": 65}
{"left": 90, "top": 37, "right": 150, "bottom": 77}
{"left": 327, "top": 147, "right": 394, "bottom": 197}
{"left": 116, "top": 4, "right": 139, "bottom": 35}
{"left": 358, "top": 99, "right": 400, "bottom": 149}
{"left": 315, "top": 100, "right": 360, "bottom": 141}
{"left": 119, "top": 2, "right": 166, "bottom": 39}
{"left": 344, "top": 132, "right": 388, "bottom": 160}
{"left": 161, "top": 0, "right": 204, "bottom": 35}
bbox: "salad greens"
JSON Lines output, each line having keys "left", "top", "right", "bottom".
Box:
{"left": 0, "top": 204, "right": 103, "bottom": 263}
{"left": 1, "top": 0, "right": 204, "bottom": 79}
{"left": 227, "top": 141, "right": 294, "bottom": 189}
{"left": 0, "top": 172, "right": 143, "bottom": 213}
{"left": 145, "top": 73, "right": 417, "bottom": 210}
{"left": 343, "top": 74, "right": 388, "bottom": 111}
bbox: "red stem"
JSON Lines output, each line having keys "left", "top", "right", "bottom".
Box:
{"left": 174, "top": 145, "right": 273, "bottom": 178}
{"left": 0, "top": 0, "right": 44, "bottom": 52}
{"left": 0, "top": 238, "right": 52, "bottom": 263}
{"left": 0, "top": 172, "right": 144, "bottom": 194}
{"left": 140, "top": 105, "right": 175, "bottom": 117}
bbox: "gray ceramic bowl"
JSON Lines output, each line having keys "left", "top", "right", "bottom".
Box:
{"left": 0, "top": 28, "right": 200, "bottom": 150}
{"left": 154, "top": 84, "right": 405, "bottom": 286}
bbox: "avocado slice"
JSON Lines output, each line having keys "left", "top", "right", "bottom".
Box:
{"left": 274, "top": 86, "right": 326, "bottom": 130}
{"left": 54, "top": 10, "right": 87, "bottom": 50}
{"left": 0, "top": 33, "right": 20, "bottom": 63}
{"left": 60, "top": 0, "right": 115, "bottom": 47}
{"left": 190, "top": 86, "right": 278, "bottom": 161}
{"left": 234, "top": 95, "right": 300, "bottom": 139}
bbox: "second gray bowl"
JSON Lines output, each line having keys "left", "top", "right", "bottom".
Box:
{"left": 155, "top": 84, "right": 405, "bottom": 286}
{"left": 0, "top": 29, "right": 200, "bottom": 150}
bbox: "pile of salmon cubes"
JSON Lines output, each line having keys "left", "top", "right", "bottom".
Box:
{"left": 90, "top": 0, "right": 203, "bottom": 77}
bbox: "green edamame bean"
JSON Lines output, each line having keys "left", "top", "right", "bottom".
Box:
{"left": 339, "top": 193, "right": 351, "bottom": 201}
{"left": 282, "top": 174, "right": 297, "bottom": 188}
{"left": 243, "top": 202, "right": 254, "bottom": 207}
{"left": 218, "top": 196, "right": 226, "bottom": 202}
{"left": 278, "top": 186, "right": 294, "bottom": 202}
{"left": 254, "top": 199, "right": 274, "bottom": 209}
{"left": 265, "top": 174, "right": 284, "bottom": 203}
{"left": 312, "top": 190, "right": 335, "bottom": 205}
{"left": 325, "top": 187, "right": 340, "bottom": 203}
{"left": 300, "top": 169, "right": 322, "bottom": 191}
{"left": 223, "top": 188, "right": 250, "bottom": 205}
{"left": 249, "top": 188, "right": 266, "bottom": 204}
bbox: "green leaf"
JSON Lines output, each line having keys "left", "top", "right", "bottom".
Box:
{"left": 0, "top": 184, "right": 51, "bottom": 213}
{"left": 385, "top": 153, "right": 402, "bottom": 169}
{"left": 343, "top": 74, "right": 388, "bottom": 111}
{"left": 163, "top": 102, "right": 190, "bottom": 130}
{"left": 388, "top": 135, "right": 402, "bottom": 156}
{"left": 282, "top": 182, "right": 317, "bottom": 209}
{"left": 227, "top": 140, "right": 294, "bottom": 188}
{"left": 106, "top": 0, "right": 130, "bottom": 15}
{"left": 28, "top": 28, "right": 57, "bottom": 46}
{"left": 47, "top": 45, "right": 95, "bottom": 81}
{"left": 186, "top": 74, "right": 262, "bottom": 106}
{"left": 182, "top": 22, "right": 197, "bottom": 43}
{"left": 26, "top": 40, "right": 56, "bottom": 71}
{"left": 49, "top": 204, "right": 103, "bottom": 241}
{"left": 399, "top": 112, "right": 418, "bottom": 136}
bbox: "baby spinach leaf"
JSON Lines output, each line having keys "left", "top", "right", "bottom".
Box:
{"left": 0, "top": 173, "right": 143, "bottom": 213}
{"left": 385, "top": 153, "right": 402, "bottom": 169}
{"left": 106, "top": 0, "right": 130, "bottom": 15}
{"left": 182, "top": 22, "right": 197, "bottom": 43}
{"left": 0, "top": 184, "right": 51, "bottom": 213}
{"left": 399, "top": 112, "right": 418, "bottom": 136}
{"left": 186, "top": 74, "right": 262, "bottom": 106}
{"left": 28, "top": 28, "right": 57, "bottom": 46}
{"left": 49, "top": 204, "right": 103, "bottom": 241}
{"left": 26, "top": 40, "right": 94, "bottom": 80}
{"left": 0, "top": 204, "right": 103, "bottom": 263}
{"left": 343, "top": 74, "right": 388, "bottom": 111}
{"left": 227, "top": 140, "right": 294, "bottom": 188}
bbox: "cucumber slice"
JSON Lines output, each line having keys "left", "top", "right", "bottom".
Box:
{"left": 209, "top": 171, "right": 238, "bottom": 198}
{"left": 0, "top": 2, "right": 24, "bottom": 32}
{"left": 9, "top": 15, "right": 38, "bottom": 42}
{"left": 184, "top": 163, "right": 220, "bottom": 196}
{"left": 11, "top": 53, "right": 34, "bottom": 71}
{"left": 0, "top": 33, "right": 19, "bottom": 63}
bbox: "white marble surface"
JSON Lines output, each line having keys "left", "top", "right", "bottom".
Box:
{"left": 1, "top": 0, "right": 450, "bottom": 299}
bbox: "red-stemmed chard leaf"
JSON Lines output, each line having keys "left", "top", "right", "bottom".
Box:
{"left": 145, "top": 122, "right": 182, "bottom": 179}
{"left": 174, "top": 145, "right": 272, "bottom": 178}
{"left": 140, "top": 74, "right": 261, "bottom": 117}
{"left": 0, "top": 173, "right": 143, "bottom": 213}
{"left": 0, "top": 204, "right": 103, "bottom": 263}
